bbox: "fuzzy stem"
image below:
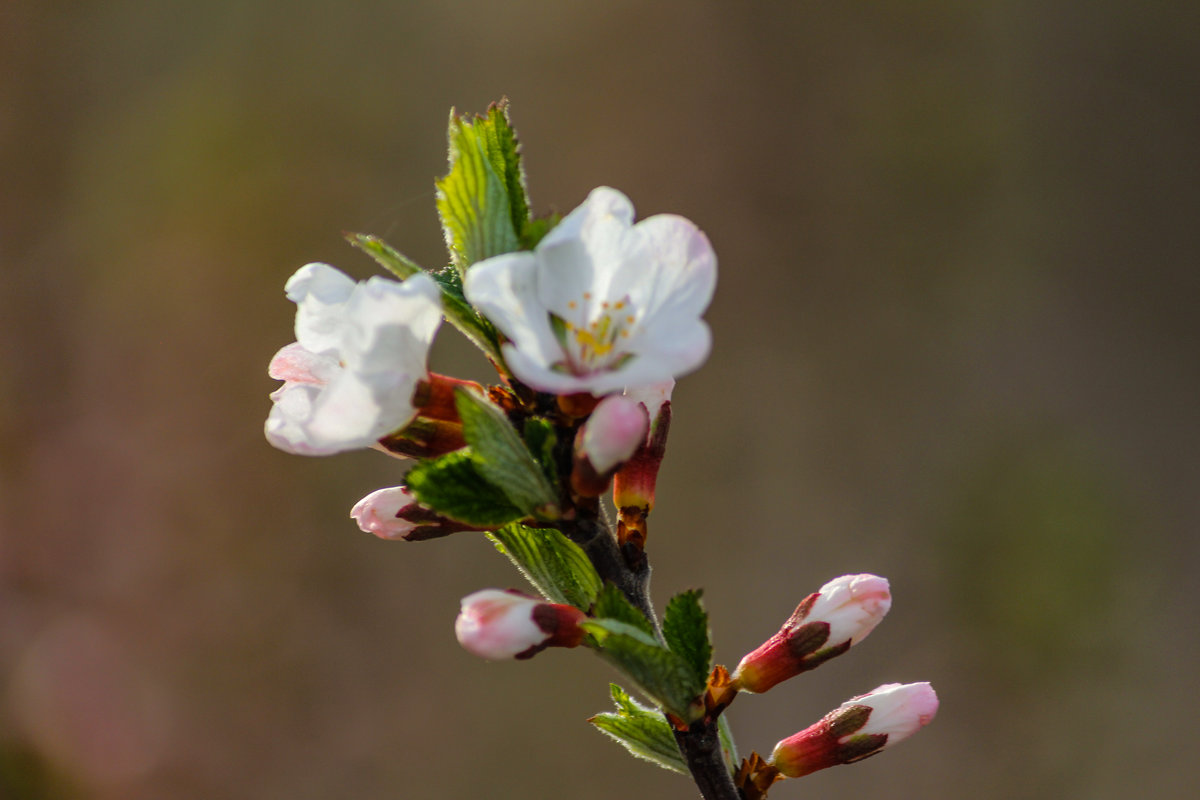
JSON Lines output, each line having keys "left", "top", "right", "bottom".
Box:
{"left": 547, "top": 409, "right": 736, "bottom": 798}
{"left": 559, "top": 512, "right": 657, "bottom": 630}
{"left": 674, "top": 720, "right": 742, "bottom": 800}
{"left": 559, "top": 511, "right": 738, "bottom": 799}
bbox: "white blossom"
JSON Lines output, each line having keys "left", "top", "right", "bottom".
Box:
{"left": 464, "top": 187, "right": 716, "bottom": 395}
{"left": 265, "top": 263, "right": 442, "bottom": 455}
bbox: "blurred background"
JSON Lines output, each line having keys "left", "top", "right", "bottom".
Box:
{"left": 2, "top": 1, "right": 1197, "bottom": 798}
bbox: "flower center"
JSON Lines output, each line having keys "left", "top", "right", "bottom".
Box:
{"left": 549, "top": 292, "right": 638, "bottom": 376}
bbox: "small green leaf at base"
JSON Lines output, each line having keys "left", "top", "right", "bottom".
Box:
{"left": 582, "top": 616, "right": 705, "bottom": 720}
{"left": 487, "top": 524, "right": 601, "bottom": 610}
{"left": 663, "top": 589, "right": 713, "bottom": 687}
{"left": 589, "top": 684, "right": 686, "bottom": 775}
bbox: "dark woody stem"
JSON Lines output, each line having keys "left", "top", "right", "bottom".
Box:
{"left": 558, "top": 511, "right": 657, "bottom": 633}
{"left": 674, "top": 721, "right": 742, "bottom": 800}
{"left": 559, "top": 509, "right": 739, "bottom": 800}
{"left": 538, "top": 398, "right": 738, "bottom": 799}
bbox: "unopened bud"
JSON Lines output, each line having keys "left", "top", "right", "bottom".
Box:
{"left": 572, "top": 396, "right": 650, "bottom": 496}
{"left": 731, "top": 574, "right": 891, "bottom": 693}
{"left": 612, "top": 382, "right": 674, "bottom": 555}
{"left": 454, "top": 589, "right": 587, "bottom": 660}
{"left": 769, "top": 682, "right": 938, "bottom": 778}
{"left": 351, "top": 487, "right": 418, "bottom": 539}
{"left": 351, "top": 486, "right": 476, "bottom": 541}
{"left": 612, "top": 381, "right": 673, "bottom": 512}
{"left": 582, "top": 396, "right": 650, "bottom": 473}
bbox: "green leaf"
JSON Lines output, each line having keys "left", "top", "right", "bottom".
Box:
{"left": 454, "top": 388, "right": 559, "bottom": 518}
{"left": 589, "top": 684, "right": 686, "bottom": 774}
{"left": 344, "top": 232, "right": 421, "bottom": 279}
{"left": 487, "top": 523, "right": 602, "bottom": 610}
{"left": 662, "top": 589, "right": 712, "bottom": 687}
{"left": 582, "top": 617, "right": 662, "bottom": 648}
{"left": 435, "top": 109, "right": 521, "bottom": 272}
{"left": 481, "top": 101, "right": 531, "bottom": 246}
{"left": 522, "top": 417, "right": 559, "bottom": 487}
{"left": 404, "top": 450, "right": 524, "bottom": 528}
{"left": 592, "top": 583, "right": 656, "bottom": 638}
{"left": 582, "top": 618, "right": 705, "bottom": 720}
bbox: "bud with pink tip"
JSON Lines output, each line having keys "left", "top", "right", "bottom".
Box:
{"left": 611, "top": 381, "right": 673, "bottom": 555}
{"left": 572, "top": 395, "right": 650, "bottom": 496}
{"left": 455, "top": 589, "right": 588, "bottom": 660}
{"left": 351, "top": 486, "right": 477, "bottom": 541}
{"left": 731, "top": 574, "right": 891, "bottom": 693}
{"left": 612, "top": 381, "right": 673, "bottom": 511}
{"left": 769, "top": 682, "right": 938, "bottom": 778}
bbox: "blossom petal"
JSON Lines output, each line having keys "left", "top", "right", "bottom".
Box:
{"left": 267, "top": 342, "right": 340, "bottom": 386}
{"left": 265, "top": 382, "right": 336, "bottom": 455}
{"left": 303, "top": 369, "right": 389, "bottom": 449}
{"left": 286, "top": 263, "right": 357, "bottom": 355}
{"left": 463, "top": 252, "right": 564, "bottom": 368}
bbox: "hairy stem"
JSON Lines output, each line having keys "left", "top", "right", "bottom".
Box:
{"left": 560, "top": 512, "right": 657, "bottom": 629}
{"left": 674, "top": 721, "right": 742, "bottom": 800}
{"left": 560, "top": 511, "right": 738, "bottom": 799}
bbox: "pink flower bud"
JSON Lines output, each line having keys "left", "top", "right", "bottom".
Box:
{"left": 731, "top": 574, "right": 891, "bottom": 693}
{"left": 350, "top": 487, "right": 419, "bottom": 540}
{"left": 770, "top": 682, "right": 938, "bottom": 778}
{"left": 571, "top": 396, "right": 650, "bottom": 497}
{"left": 454, "top": 590, "right": 587, "bottom": 661}
{"left": 351, "top": 487, "right": 477, "bottom": 541}
{"left": 612, "top": 382, "right": 673, "bottom": 513}
{"left": 579, "top": 395, "right": 650, "bottom": 474}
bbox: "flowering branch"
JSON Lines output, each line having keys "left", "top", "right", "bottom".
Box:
{"left": 264, "top": 99, "right": 937, "bottom": 799}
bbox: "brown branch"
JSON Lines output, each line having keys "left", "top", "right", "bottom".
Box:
{"left": 673, "top": 719, "right": 742, "bottom": 800}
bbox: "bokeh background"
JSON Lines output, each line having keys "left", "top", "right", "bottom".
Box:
{"left": 3, "top": 1, "right": 1198, "bottom": 798}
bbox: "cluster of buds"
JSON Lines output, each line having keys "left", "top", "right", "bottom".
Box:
{"left": 728, "top": 574, "right": 937, "bottom": 796}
